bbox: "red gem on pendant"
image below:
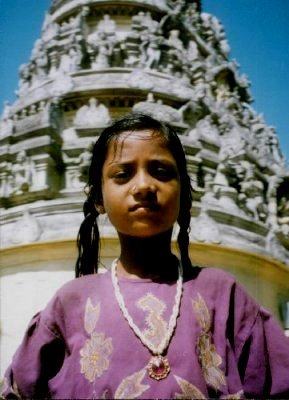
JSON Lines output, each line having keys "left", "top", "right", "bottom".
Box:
{"left": 152, "top": 362, "right": 165, "bottom": 375}
{"left": 147, "top": 356, "right": 170, "bottom": 380}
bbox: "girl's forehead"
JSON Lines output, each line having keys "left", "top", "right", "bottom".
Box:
{"left": 113, "top": 129, "right": 165, "bottom": 142}
{"left": 109, "top": 129, "right": 168, "bottom": 149}
{"left": 105, "top": 129, "right": 172, "bottom": 161}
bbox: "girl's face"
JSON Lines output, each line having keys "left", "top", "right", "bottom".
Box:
{"left": 101, "top": 129, "right": 181, "bottom": 238}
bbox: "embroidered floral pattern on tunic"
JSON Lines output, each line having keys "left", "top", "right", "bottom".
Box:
{"left": 80, "top": 332, "right": 113, "bottom": 382}
{"left": 84, "top": 298, "right": 100, "bottom": 335}
{"left": 0, "top": 377, "right": 8, "bottom": 399}
{"left": 192, "top": 293, "right": 226, "bottom": 390}
{"left": 0, "top": 377, "right": 21, "bottom": 399}
{"left": 221, "top": 390, "right": 244, "bottom": 399}
{"left": 137, "top": 293, "right": 167, "bottom": 348}
{"left": 80, "top": 298, "right": 113, "bottom": 383}
{"left": 174, "top": 375, "right": 206, "bottom": 399}
{"left": 114, "top": 369, "right": 150, "bottom": 399}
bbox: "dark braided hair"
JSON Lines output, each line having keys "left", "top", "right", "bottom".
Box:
{"left": 75, "top": 113, "right": 193, "bottom": 277}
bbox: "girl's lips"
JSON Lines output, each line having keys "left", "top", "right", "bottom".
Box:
{"left": 129, "top": 203, "right": 160, "bottom": 212}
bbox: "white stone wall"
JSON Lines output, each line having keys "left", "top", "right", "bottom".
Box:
{"left": 0, "top": 263, "right": 74, "bottom": 375}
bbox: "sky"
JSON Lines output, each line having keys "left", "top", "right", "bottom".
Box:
{"left": 0, "top": 0, "right": 288, "bottom": 162}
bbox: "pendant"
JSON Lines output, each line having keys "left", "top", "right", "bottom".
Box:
{"left": 147, "top": 355, "right": 170, "bottom": 380}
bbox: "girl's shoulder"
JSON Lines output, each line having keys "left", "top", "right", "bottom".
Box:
{"left": 55, "top": 269, "right": 111, "bottom": 303}
{"left": 187, "top": 265, "right": 237, "bottom": 287}
{"left": 186, "top": 265, "right": 258, "bottom": 308}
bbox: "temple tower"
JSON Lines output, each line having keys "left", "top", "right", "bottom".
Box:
{"left": 1, "top": 0, "right": 289, "bottom": 373}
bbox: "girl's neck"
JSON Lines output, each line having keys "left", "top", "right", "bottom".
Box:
{"left": 117, "top": 230, "right": 178, "bottom": 281}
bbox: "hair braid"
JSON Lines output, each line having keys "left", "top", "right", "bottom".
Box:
{"left": 177, "top": 208, "right": 192, "bottom": 273}
{"left": 75, "top": 193, "right": 100, "bottom": 277}
{"left": 177, "top": 173, "right": 193, "bottom": 273}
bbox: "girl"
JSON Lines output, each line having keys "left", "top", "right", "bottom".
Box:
{"left": 1, "top": 113, "right": 289, "bottom": 399}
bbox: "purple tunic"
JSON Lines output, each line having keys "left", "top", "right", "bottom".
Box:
{"left": 1, "top": 267, "right": 289, "bottom": 399}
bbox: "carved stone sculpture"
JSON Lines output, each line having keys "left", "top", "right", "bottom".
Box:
{"left": 74, "top": 98, "right": 111, "bottom": 128}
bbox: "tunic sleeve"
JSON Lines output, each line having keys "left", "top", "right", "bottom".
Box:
{"left": 0, "top": 295, "right": 66, "bottom": 399}
{"left": 233, "top": 285, "right": 289, "bottom": 398}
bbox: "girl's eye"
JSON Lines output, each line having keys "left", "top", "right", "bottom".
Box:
{"left": 151, "top": 163, "right": 177, "bottom": 181}
{"left": 113, "top": 169, "right": 131, "bottom": 182}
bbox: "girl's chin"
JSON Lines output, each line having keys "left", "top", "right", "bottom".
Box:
{"left": 118, "top": 228, "right": 173, "bottom": 240}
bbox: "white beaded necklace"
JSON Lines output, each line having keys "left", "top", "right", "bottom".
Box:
{"left": 111, "top": 258, "right": 183, "bottom": 380}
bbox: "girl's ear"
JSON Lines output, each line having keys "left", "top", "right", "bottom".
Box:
{"left": 95, "top": 204, "right": 106, "bottom": 214}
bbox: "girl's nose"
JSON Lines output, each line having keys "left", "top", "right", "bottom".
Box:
{"left": 131, "top": 171, "right": 156, "bottom": 196}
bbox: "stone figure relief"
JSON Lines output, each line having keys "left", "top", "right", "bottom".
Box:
{"left": 191, "top": 75, "right": 214, "bottom": 110}
{"left": 86, "top": 14, "right": 117, "bottom": 70}
{"left": 210, "top": 160, "right": 242, "bottom": 212}
{"left": 41, "top": 12, "right": 59, "bottom": 42}
{"left": 50, "top": 54, "right": 75, "bottom": 95}
{"left": 187, "top": 40, "right": 200, "bottom": 63}
{"left": 121, "top": 39, "right": 141, "bottom": 68}
{"left": 126, "top": 70, "right": 154, "bottom": 90}
{"left": 87, "top": 30, "right": 115, "bottom": 69}
{"left": 68, "top": 42, "right": 83, "bottom": 71}
{"left": 133, "top": 93, "right": 183, "bottom": 124}
{"left": 225, "top": 159, "right": 269, "bottom": 222}
{"left": 159, "top": 0, "right": 186, "bottom": 29}
{"left": 52, "top": 74, "right": 75, "bottom": 96}
{"left": 32, "top": 45, "right": 49, "bottom": 84}
{"left": 0, "top": 166, "right": 12, "bottom": 198}
{"left": 27, "top": 38, "right": 50, "bottom": 87}
{"left": 131, "top": 11, "right": 147, "bottom": 33}
{"left": 218, "top": 115, "right": 247, "bottom": 160}
{"left": 97, "top": 14, "right": 116, "bottom": 35}
{"left": 199, "top": 12, "right": 228, "bottom": 57}
{"left": 239, "top": 178, "right": 268, "bottom": 222}
{"left": 215, "top": 80, "right": 231, "bottom": 103}
{"left": 30, "top": 38, "right": 44, "bottom": 62}
{"left": 62, "top": 146, "right": 92, "bottom": 190}
{"left": 11, "top": 151, "right": 33, "bottom": 195}
{"left": 59, "top": 43, "right": 82, "bottom": 74}
{"left": 190, "top": 208, "right": 221, "bottom": 244}
{"left": 74, "top": 98, "right": 111, "bottom": 128}
{"left": 249, "top": 111, "right": 284, "bottom": 168}
{"left": 11, "top": 209, "right": 41, "bottom": 245}
{"left": 132, "top": 93, "right": 156, "bottom": 114}
{"left": 133, "top": 11, "right": 160, "bottom": 35}
{"left": 79, "top": 148, "right": 92, "bottom": 168}
{"left": 140, "top": 34, "right": 162, "bottom": 70}
{"left": 266, "top": 228, "right": 289, "bottom": 264}
{"left": 265, "top": 127, "right": 284, "bottom": 164}
{"left": 64, "top": 165, "right": 83, "bottom": 190}
{"left": 131, "top": 12, "right": 162, "bottom": 70}
{"left": 195, "top": 116, "right": 220, "bottom": 145}
{"left": 278, "top": 196, "right": 289, "bottom": 236}
{"left": 62, "top": 127, "right": 78, "bottom": 144}
{"left": 188, "top": 126, "right": 201, "bottom": 143}
{"left": 265, "top": 175, "right": 283, "bottom": 229}
{"left": 168, "top": 76, "right": 194, "bottom": 98}
{"left": 150, "top": 0, "right": 168, "bottom": 9}
{"left": 0, "top": 102, "right": 14, "bottom": 137}
{"left": 212, "top": 161, "right": 230, "bottom": 190}
{"left": 56, "top": 29, "right": 84, "bottom": 75}
{"left": 166, "top": 29, "right": 184, "bottom": 51}
{"left": 59, "top": 13, "right": 82, "bottom": 34}
{"left": 9, "top": 151, "right": 48, "bottom": 195}
{"left": 17, "top": 63, "right": 32, "bottom": 96}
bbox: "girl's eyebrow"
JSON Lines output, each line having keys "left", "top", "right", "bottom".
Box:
{"left": 107, "top": 158, "right": 177, "bottom": 167}
{"left": 107, "top": 160, "right": 132, "bottom": 167}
